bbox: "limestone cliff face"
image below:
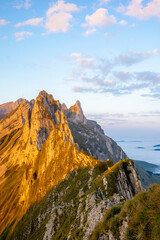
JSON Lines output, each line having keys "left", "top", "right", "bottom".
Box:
{"left": 0, "top": 99, "right": 32, "bottom": 139}
{"left": 64, "top": 101, "right": 127, "bottom": 163}
{"left": 67, "top": 100, "right": 87, "bottom": 124}
{"left": 0, "top": 91, "right": 99, "bottom": 234}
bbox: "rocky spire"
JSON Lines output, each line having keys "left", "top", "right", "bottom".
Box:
{"left": 68, "top": 100, "right": 87, "bottom": 124}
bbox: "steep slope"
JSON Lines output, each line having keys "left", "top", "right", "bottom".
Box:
{"left": 90, "top": 183, "right": 160, "bottom": 240}
{"left": 63, "top": 101, "right": 127, "bottom": 163}
{"left": 1, "top": 159, "right": 143, "bottom": 240}
{"left": 0, "top": 99, "right": 23, "bottom": 120}
{"left": 135, "top": 163, "right": 160, "bottom": 189}
{"left": 0, "top": 91, "right": 99, "bottom": 234}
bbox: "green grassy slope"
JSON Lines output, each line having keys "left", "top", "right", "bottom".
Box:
{"left": 90, "top": 184, "right": 160, "bottom": 240}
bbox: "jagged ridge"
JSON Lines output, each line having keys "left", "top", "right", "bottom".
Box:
{"left": 0, "top": 91, "right": 99, "bottom": 234}
{"left": 1, "top": 159, "right": 143, "bottom": 240}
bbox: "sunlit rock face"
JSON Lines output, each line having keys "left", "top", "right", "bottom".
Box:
{"left": 0, "top": 99, "right": 32, "bottom": 139}
{"left": 0, "top": 98, "right": 23, "bottom": 120}
{"left": 67, "top": 100, "right": 87, "bottom": 124}
{"left": 0, "top": 90, "right": 99, "bottom": 234}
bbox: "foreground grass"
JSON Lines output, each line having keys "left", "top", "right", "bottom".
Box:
{"left": 90, "top": 184, "right": 160, "bottom": 240}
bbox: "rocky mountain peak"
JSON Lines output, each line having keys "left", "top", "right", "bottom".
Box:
{"left": 68, "top": 100, "right": 87, "bottom": 124}
{"left": 15, "top": 98, "right": 24, "bottom": 105}
{"left": 36, "top": 90, "right": 56, "bottom": 106}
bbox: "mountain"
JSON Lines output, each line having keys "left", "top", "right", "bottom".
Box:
{"left": 90, "top": 183, "right": 160, "bottom": 240}
{"left": 134, "top": 160, "right": 160, "bottom": 173}
{"left": 0, "top": 90, "right": 142, "bottom": 238}
{"left": 1, "top": 159, "right": 143, "bottom": 240}
{"left": 0, "top": 98, "right": 23, "bottom": 120}
{"left": 0, "top": 91, "right": 100, "bottom": 234}
{"left": 1, "top": 90, "right": 159, "bottom": 239}
{"left": 134, "top": 163, "right": 160, "bottom": 189}
{"left": 62, "top": 101, "right": 127, "bottom": 163}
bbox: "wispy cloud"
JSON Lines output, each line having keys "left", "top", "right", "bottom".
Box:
{"left": 15, "top": 18, "right": 43, "bottom": 28}
{"left": 0, "top": 19, "right": 9, "bottom": 27}
{"left": 115, "top": 49, "right": 159, "bottom": 66}
{"left": 99, "top": 0, "right": 111, "bottom": 6}
{"left": 14, "top": 0, "right": 31, "bottom": 9}
{"left": 118, "top": 0, "right": 160, "bottom": 20}
{"left": 71, "top": 53, "right": 96, "bottom": 68}
{"left": 119, "top": 20, "right": 128, "bottom": 26}
{"left": 84, "top": 28, "right": 96, "bottom": 36}
{"left": 82, "top": 8, "right": 116, "bottom": 35}
{"left": 14, "top": 31, "right": 33, "bottom": 41}
{"left": 69, "top": 50, "right": 160, "bottom": 98}
{"left": 44, "top": 0, "right": 79, "bottom": 33}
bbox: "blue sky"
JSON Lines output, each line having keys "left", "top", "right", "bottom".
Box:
{"left": 0, "top": 0, "right": 160, "bottom": 137}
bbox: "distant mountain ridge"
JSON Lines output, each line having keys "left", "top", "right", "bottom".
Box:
{"left": 0, "top": 98, "right": 23, "bottom": 120}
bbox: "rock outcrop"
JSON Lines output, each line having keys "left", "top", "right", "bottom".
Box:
{"left": 64, "top": 101, "right": 127, "bottom": 163}
{"left": 0, "top": 98, "right": 23, "bottom": 120}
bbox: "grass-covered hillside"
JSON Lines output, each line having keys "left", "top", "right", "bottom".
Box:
{"left": 90, "top": 183, "right": 160, "bottom": 240}
{"left": 0, "top": 159, "right": 142, "bottom": 240}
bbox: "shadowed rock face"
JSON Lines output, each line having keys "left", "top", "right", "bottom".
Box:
{"left": 63, "top": 101, "right": 127, "bottom": 163}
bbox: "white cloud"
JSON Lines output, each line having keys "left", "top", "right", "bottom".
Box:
{"left": 14, "top": 31, "right": 33, "bottom": 41}
{"left": 119, "top": 20, "right": 128, "bottom": 26}
{"left": 14, "top": 0, "right": 31, "bottom": 9}
{"left": 84, "top": 28, "right": 96, "bottom": 36}
{"left": 69, "top": 51, "right": 160, "bottom": 98}
{"left": 45, "top": 0, "right": 79, "bottom": 33}
{"left": 116, "top": 49, "right": 159, "bottom": 66}
{"left": 0, "top": 19, "right": 9, "bottom": 27}
{"left": 71, "top": 53, "right": 95, "bottom": 68}
{"left": 83, "top": 8, "right": 116, "bottom": 29}
{"left": 118, "top": 0, "right": 160, "bottom": 20}
{"left": 15, "top": 18, "right": 43, "bottom": 28}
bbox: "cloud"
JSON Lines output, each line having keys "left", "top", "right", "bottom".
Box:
{"left": 14, "top": 0, "right": 31, "bottom": 9}
{"left": 0, "top": 19, "right": 9, "bottom": 27}
{"left": 84, "top": 28, "right": 97, "bottom": 36}
{"left": 45, "top": 0, "right": 79, "bottom": 33}
{"left": 99, "top": 0, "right": 111, "bottom": 5}
{"left": 83, "top": 8, "right": 116, "bottom": 29}
{"left": 15, "top": 18, "right": 43, "bottom": 28}
{"left": 71, "top": 53, "right": 96, "bottom": 68}
{"left": 69, "top": 50, "right": 160, "bottom": 99}
{"left": 14, "top": 31, "right": 33, "bottom": 41}
{"left": 119, "top": 20, "right": 128, "bottom": 26}
{"left": 115, "top": 49, "right": 159, "bottom": 66}
{"left": 118, "top": 0, "right": 160, "bottom": 20}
